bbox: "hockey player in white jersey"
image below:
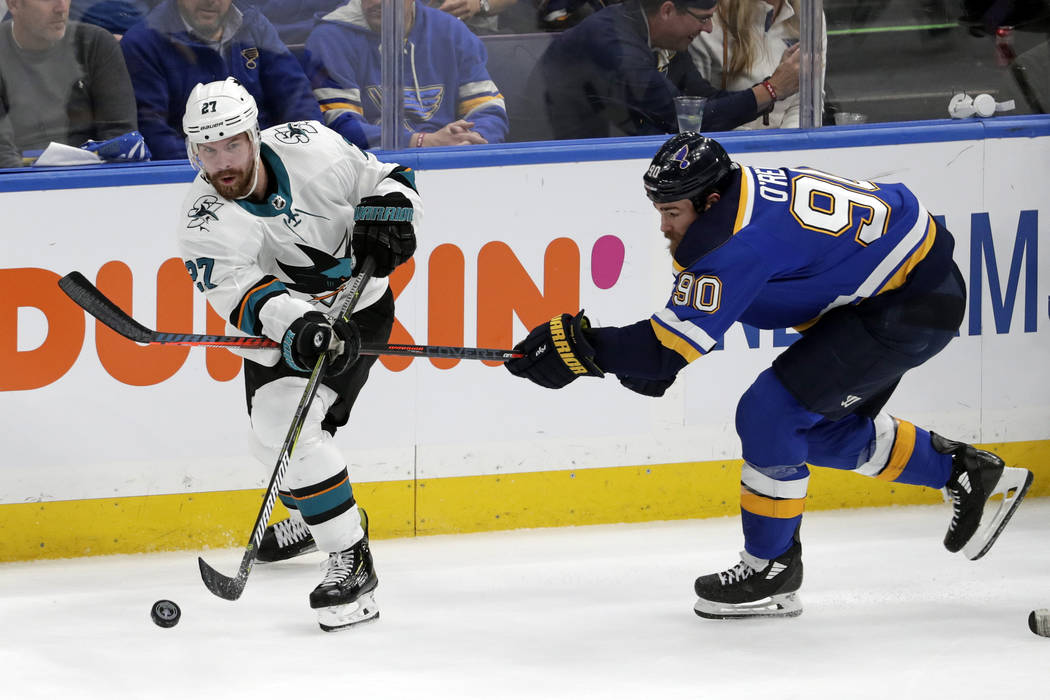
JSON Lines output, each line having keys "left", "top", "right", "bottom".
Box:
{"left": 178, "top": 78, "right": 421, "bottom": 631}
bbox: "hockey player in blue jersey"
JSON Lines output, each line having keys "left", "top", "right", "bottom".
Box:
{"left": 505, "top": 132, "right": 1033, "bottom": 619}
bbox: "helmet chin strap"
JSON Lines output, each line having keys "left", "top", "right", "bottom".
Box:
{"left": 233, "top": 156, "right": 261, "bottom": 201}
{"left": 227, "top": 128, "right": 263, "bottom": 200}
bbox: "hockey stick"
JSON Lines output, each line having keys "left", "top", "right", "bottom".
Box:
{"left": 196, "top": 257, "right": 374, "bottom": 601}
{"left": 57, "top": 271, "right": 521, "bottom": 362}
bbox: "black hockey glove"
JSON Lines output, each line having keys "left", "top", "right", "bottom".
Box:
{"left": 505, "top": 311, "right": 604, "bottom": 389}
{"left": 352, "top": 192, "right": 416, "bottom": 277}
{"left": 281, "top": 311, "right": 361, "bottom": 377}
{"left": 617, "top": 374, "right": 675, "bottom": 397}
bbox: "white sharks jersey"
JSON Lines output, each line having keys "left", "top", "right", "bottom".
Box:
{"left": 176, "top": 120, "right": 421, "bottom": 364}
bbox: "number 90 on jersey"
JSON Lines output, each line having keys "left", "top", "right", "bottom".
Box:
{"left": 673, "top": 273, "right": 722, "bottom": 313}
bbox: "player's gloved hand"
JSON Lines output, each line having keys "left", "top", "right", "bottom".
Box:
{"left": 282, "top": 311, "right": 361, "bottom": 377}
{"left": 617, "top": 374, "right": 675, "bottom": 397}
{"left": 352, "top": 192, "right": 416, "bottom": 277}
{"left": 505, "top": 310, "right": 604, "bottom": 389}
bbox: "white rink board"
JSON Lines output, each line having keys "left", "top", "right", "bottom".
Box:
{"left": 3, "top": 136, "right": 1048, "bottom": 504}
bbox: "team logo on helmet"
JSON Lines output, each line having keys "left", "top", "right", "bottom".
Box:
{"left": 672, "top": 145, "right": 689, "bottom": 169}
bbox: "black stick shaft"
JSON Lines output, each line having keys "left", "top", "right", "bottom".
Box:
{"left": 58, "top": 271, "right": 521, "bottom": 361}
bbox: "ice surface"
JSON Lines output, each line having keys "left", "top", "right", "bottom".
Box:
{"left": 3, "top": 501, "right": 1048, "bottom": 699}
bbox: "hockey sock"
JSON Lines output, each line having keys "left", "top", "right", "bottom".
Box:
{"left": 872, "top": 419, "right": 952, "bottom": 488}
{"left": 739, "top": 461, "right": 808, "bottom": 560}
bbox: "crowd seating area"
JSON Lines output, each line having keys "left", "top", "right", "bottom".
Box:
{"left": 1, "top": 0, "right": 1048, "bottom": 169}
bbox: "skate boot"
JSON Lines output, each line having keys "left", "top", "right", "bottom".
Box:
{"left": 257, "top": 512, "right": 317, "bottom": 563}
{"left": 693, "top": 538, "right": 803, "bottom": 619}
{"left": 309, "top": 508, "right": 379, "bottom": 632}
{"left": 935, "top": 433, "right": 1033, "bottom": 560}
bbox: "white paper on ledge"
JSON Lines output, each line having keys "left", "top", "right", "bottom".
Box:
{"left": 32, "top": 142, "right": 102, "bottom": 167}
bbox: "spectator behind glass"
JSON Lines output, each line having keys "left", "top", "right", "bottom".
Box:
{"left": 0, "top": 0, "right": 137, "bottom": 167}
{"left": 530, "top": 0, "right": 799, "bottom": 140}
{"left": 690, "top": 0, "right": 823, "bottom": 129}
{"left": 69, "top": 0, "right": 154, "bottom": 37}
{"left": 305, "top": 0, "right": 508, "bottom": 149}
{"left": 120, "top": 0, "right": 322, "bottom": 160}
{"left": 236, "top": 0, "right": 343, "bottom": 44}
{"left": 426, "top": 0, "right": 518, "bottom": 35}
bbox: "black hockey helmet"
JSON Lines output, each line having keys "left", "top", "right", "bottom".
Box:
{"left": 643, "top": 132, "right": 735, "bottom": 211}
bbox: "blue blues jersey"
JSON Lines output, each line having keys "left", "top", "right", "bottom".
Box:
{"left": 590, "top": 164, "right": 954, "bottom": 380}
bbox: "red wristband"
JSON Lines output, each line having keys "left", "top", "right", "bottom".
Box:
{"left": 761, "top": 80, "right": 777, "bottom": 103}
{"left": 415, "top": 132, "right": 425, "bottom": 148}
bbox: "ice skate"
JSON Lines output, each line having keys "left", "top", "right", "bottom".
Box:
{"left": 309, "top": 509, "right": 379, "bottom": 632}
{"left": 257, "top": 512, "right": 317, "bottom": 563}
{"left": 693, "top": 538, "right": 803, "bottom": 619}
{"left": 934, "top": 433, "right": 1033, "bottom": 560}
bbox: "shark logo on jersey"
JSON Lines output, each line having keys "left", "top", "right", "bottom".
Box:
{"left": 186, "top": 195, "right": 224, "bottom": 231}
{"left": 273, "top": 121, "right": 318, "bottom": 144}
{"left": 672, "top": 145, "right": 689, "bottom": 169}
{"left": 275, "top": 239, "right": 354, "bottom": 306}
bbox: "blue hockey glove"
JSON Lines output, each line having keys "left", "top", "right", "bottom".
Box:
{"left": 505, "top": 311, "right": 604, "bottom": 389}
{"left": 352, "top": 192, "right": 416, "bottom": 277}
{"left": 282, "top": 311, "right": 361, "bottom": 376}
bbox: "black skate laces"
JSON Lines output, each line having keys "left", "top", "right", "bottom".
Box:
{"left": 273, "top": 517, "right": 312, "bottom": 548}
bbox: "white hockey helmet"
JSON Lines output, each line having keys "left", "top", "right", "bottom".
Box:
{"left": 183, "top": 77, "right": 261, "bottom": 166}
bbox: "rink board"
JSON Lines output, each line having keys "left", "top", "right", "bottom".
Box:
{"left": 2, "top": 118, "right": 1049, "bottom": 561}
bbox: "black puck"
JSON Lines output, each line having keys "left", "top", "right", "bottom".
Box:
{"left": 151, "top": 599, "right": 181, "bottom": 628}
{"left": 1029, "top": 609, "right": 1050, "bottom": 637}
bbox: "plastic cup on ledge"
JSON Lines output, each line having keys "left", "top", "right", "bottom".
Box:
{"left": 834, "top": 112, "right": 868, "bottom": 126}
{"left": 674, "top": 96, "right": 707, "bottom": 133}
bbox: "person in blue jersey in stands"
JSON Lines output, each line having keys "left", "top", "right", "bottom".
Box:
{"left": 121, "top": 0, "right": 321, "bottom": 160}
{"left": 304, "top": 0, "right": 508, "bottom": 150}
{"left": 505, "top": 131, "right": 1034, "bottom": 619}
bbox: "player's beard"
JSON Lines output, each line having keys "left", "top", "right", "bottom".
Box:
{"left": 664, "top": 231, "right": 683, "bottom": 256}
{"left": 212, "top": 163, "right": 255, "bottom": 200}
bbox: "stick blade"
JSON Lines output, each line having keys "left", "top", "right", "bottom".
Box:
{"left": 198, "top": 556, "right": 246, "bottom": 601}
{"left": 58, "top": 271, "right": 155, "bottom": 343}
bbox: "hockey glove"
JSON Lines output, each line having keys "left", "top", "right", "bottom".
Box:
{"left": 352, "top": 192, "right": 416, "bottom": 277}
{"left": 617, "top": 374, "right": 675, "bottom": 397}
{"left": 505, "top": 311, "right": 604, "bottom": 389}
{"left": 281, "top": 311, "right": 361, "bottom": 377}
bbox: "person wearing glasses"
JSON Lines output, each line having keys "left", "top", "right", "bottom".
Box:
{"left": 528, "top": 0, "right": 799, "bottom": 140}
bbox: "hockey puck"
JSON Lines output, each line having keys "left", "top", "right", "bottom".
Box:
{"left": 151, "top": 599, "right": 181, "bottom": 628}
{"left": 1028, "top": 609, "right": 1050, "bottom": 637}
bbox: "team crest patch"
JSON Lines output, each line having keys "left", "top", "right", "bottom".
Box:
{"left": 366, "top": 85, "right": 445, "bottom": 122}
{"left": 241, "top": 47, "right": 259, "bottom": 70}
{"left": 274, "top": 121, "right": 317, "bottom": 144}
{"left": 186, "top": 195, "right": 223, "bottom": 230}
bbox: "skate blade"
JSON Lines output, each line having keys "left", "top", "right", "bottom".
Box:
{"left": 317, "top": 591, "right": 380, "bottom": 632}
{"left": 693, "top": 592, "right": 802, "bottom": 620}
{"left": 962, "top": 467, "right": 1033, "bottom": 561}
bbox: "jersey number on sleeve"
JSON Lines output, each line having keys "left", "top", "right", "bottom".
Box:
{"left": 673, "top": 272, "right": 722, "bottom": 313}
{"left": 789, "top": 168, "right": 890, "bottom": 246}
{"left": 185, "top": 257, "right": 217, "bottom": 292}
